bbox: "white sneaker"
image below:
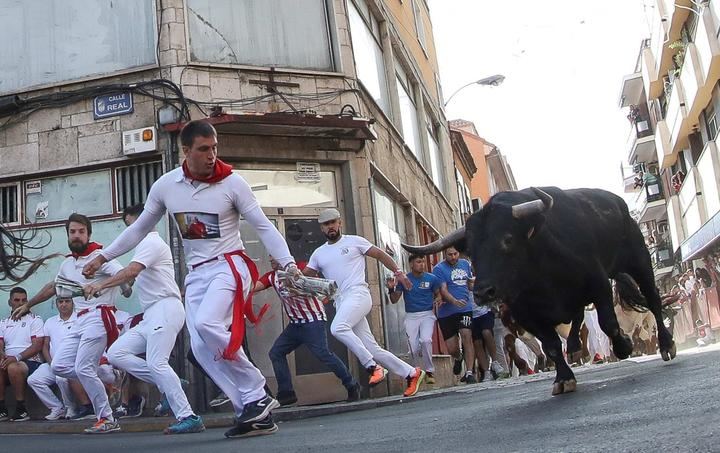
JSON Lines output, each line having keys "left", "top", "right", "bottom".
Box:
{"left": 483, "top": 371, "right": 493, "bottom": 381}
{"left": 45, "top": 407, "right": 66, "bottom": 421}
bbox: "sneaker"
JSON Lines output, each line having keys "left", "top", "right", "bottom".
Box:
{"left": 0, "top": 408, "right": 8, "bottom": 422}
{"left": 10, "top": 408, "right": 30, "bottom": 422}
{"left": 276, "top": 390, "right": 298, "bottom": 407}
{"left": 126, "top": 395, "right": 146, "bottom": 417}
{"left": 490, "top": 361, "right": 506, "bottom": 379}
{"left": 113, "top": 404, "right": 129, "bottom": 419}
{"left": 84, "top": 417, "right": 121, "bottom": 434}
{"left": 45, "top": 407, "right": 67, "bottom": 421}
{"left": 368, "top": 365, "right": 388, "bottom": 386}
{"left": 592, "top": 353, "right": 604, "bottom": 365}
{"left": 459, "top": 374, "right": 467, "bottom": 383}
{"left": 452, "top": 355, "right": 463, "bottom": 375}
{"left": 72, "top": 404, "right": 95, "bottom": 420}
{"left": 483, "top": 371, "right": 493, "bottom": 382}
{"left": 164, "top": 414, "right": 205, "bottom": 434}
{"left": 209, "top": 391, "right": 230, "bottom": 408}
{"left": 403, "top": 368, "right": 426, "bottom": 397}
{"left": 65, "top": 407, "right": 78, "bottom": 420}
{"left": 425, "top": 372, "right": 436, "bottom": 385}
{"left": 236, "top": 395, "right": 280, "bottom": 425}
{"left": 224, "top": 415, "right": 278, "bottom": 438}
{"left": 346, "top": 382, "right": 361, "bottom": 402}
{"left": 464, "top": 372, "right": 477, "bottom": 384}
{"left": 154, "top": 395, "right": 171, "bottom": 417}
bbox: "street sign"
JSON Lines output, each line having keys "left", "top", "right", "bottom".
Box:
{"left": 93, "top": 92, "right": 134, "bottom": 120}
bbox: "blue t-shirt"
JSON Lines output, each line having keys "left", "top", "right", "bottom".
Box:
{"left": 395, "top": 272, "right": 441, "bottom": 313}
{"left": 433, "top": 259, "right": 474, "bottom": 318}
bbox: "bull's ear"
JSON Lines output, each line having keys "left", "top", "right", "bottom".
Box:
{"left": 526, "top": 214, "right": 546, "bottom": 240}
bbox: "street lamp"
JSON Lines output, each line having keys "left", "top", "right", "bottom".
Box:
{"left": 443, "top": 74, "right": 506, "bottom": 108}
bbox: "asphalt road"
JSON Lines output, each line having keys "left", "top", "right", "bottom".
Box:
{"left": 5, "top": 346, "right": 720, "bottom": 453}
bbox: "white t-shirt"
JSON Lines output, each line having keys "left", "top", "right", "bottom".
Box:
{"left": 130, "top": 232, "right": 181, "bottom": 309}
{"left": 308, "top": 235, "right": 373, "bottom": 293}
{"left": 56, "top": 250, "right": 125, "bottom": 311}
{"left": 102, "top": 168, "right": 294, "bottom": 269}
{"left": 43, "top": 313, "right": 76, "bottom": 358}
{"left": 0, "top": 314, "right": 44, "bottom": 360}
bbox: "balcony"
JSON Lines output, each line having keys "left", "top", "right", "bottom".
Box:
{"left": 655, "top": 119, "right": 674, "bottom": 168}
{"left": 619, "top": 72, "right": 644, "bottom": 108}
{"left": 695, "top": 5, "right": 720, "bottom": 84}
{"left": 634, "top": 178, "right": 667, "bottom": 223}
{"left": 667, "top": 194, "right": 685, "bottom": 252}
{"left": 651, "top": 237, "right": 675, "bottom": 278}
{"left": 666, "top": 78, "right": 688, "bottom": 153}
{"left": 679, "top": 42, "right": 705, "bottom": 114}
{"left": 696, "top": 140, "right": 720, "bottom": 218}
{"left": 626, "top": 117, "right": 656, "bottom": 164}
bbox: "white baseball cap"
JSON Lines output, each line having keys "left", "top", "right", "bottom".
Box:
{"left": 318, "top": 208, "right": 341, "bottom": 223}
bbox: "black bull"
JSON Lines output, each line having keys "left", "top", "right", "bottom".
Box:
{"left": 403, "top": 187, "right": 676, "bottom": 395}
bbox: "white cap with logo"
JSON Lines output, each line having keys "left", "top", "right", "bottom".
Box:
{"left": 318, "top": 208, "right": 341, "bottom": 223}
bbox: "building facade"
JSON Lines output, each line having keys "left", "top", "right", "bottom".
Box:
{"left": 0, "top": 0, "right": 459, "bottom": 404}
{"left": 619, "top": 0, "right": 720, "bottom": 338}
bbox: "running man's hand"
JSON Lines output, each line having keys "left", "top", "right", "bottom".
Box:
{"left": 83, "top": 283, "right": 103, "bottom": 300}
{"left": 11, "top": 303, "right": 30, "bottom": 320}
{"left": 395, "top": 271, "right": 412, "bottom": 290}
{"left": 284, "top": 263, "right": 302, "bottom": 281}
{"left": 82, "top": 255, "right": 107, "bottom": 279}
{"left": 385, "top": 276, "right": 396, "bottom": 290}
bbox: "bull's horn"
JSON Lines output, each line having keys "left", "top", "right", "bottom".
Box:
{"left": 401, "top": 227, "right": 466, "bottom": 256}
{"left": 531, "top": 187, "right": 554, "bottom": 210}
{"left": 511, "top": 200, "right": 546, "bottom": 218}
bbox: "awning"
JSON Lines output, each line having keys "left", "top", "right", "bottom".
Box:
{"left": 162, "top": 112, "right": 377, "bottom": 141}
{"left": 681, "top": 210, "right": 720, "bottom": 261}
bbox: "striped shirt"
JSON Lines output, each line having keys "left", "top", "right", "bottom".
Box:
{"left": 259, "top": 270, "right": 327, "bottom": 324}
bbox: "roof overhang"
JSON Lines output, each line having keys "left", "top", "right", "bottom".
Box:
{"left": 162, "top": 112, "right": 377, "bottom": 141}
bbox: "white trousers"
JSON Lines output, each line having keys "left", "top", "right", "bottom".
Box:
{"left": 27, "top": 363, "right": 73, "bottom": 412}
{"left": 492, "top": 318, "right": 510, "bottom": 373}
{"left": 51, "top": 311, "right": 112, "bottom": 420}
{"left": 107, "top": 297, "right": 193, "bottom": 419}
{"left": 330, "top": 285, "right": 415, "bottom": 378}
{"left": 184, "top": 257, "right": 266, "bottom": 416}
{"left": 584, "top": 309, "right": 611, "bottom": 358}
{"left": 404, "top": 310, "right": 436, "bottom": 373}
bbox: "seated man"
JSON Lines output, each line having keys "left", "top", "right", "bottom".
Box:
{"left": 0, "top": 287, "right": 44, "bottom": 421}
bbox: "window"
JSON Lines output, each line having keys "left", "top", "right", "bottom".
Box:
{"left": 395, "top": 63, "right": 421, "bottom": 158}
{"left": 426, "top": 114, "right": 444, "bottom": 190}
{"left": 0, "top": 183, "right": 19, "bottom": 224}
{"left": 706, "top": 103, "right": 718, "bottom": 141}
{"left": 115, "top": 161, "right": 164, "bottom": 211}
{"left": 187, "top": 0, "right": 335, "bottom": 71}
{"left": 0, "top": 0, "right": 156, "bottom": 95}
{"left": 412, "top": 0, "right": 427, "bottom": 53}
{"left": 348, "top": 0, "right": 390, "bottom": 113}
{"left": 25, "top": 170, "right": 113, "bottom": 224}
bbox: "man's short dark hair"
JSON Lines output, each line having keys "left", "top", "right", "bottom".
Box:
{"left": 9, "top": 287, "right": 27, "bottom": 298}
{"left": 180, "top": 120, "right": 217, "bottom": 148}
{"left": 444, "top": 245, "right": 458, "bottom": 254}
{"left": 408, "top": 254, "right": 424, "bottom": 263}
{"left": 66, "top": 213, "right": 92, "bottom": 236}
{"left": 122, "top": 203, "right": 144, "bottom": 224}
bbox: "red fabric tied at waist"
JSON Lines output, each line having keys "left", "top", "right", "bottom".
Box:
{"left": 222, "top": 250, "right": 269, "bottom": 360}
{"left": 78, "top": 305, "right": 119, "bottom": 350}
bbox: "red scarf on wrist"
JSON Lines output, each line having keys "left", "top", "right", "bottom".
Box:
{"left": 68, "top": 242, "right": 103, "bottom": 259}
{"left": 182, "top": 159, "right": 233, "bottom": 184}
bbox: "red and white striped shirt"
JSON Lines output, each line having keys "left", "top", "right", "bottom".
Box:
{"left": 259, "top": 270, "right": 327, "bottom": 324}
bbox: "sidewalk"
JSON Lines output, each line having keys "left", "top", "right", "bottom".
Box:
{"left": 0, "top": 361, "right": 634, "bottom": 435}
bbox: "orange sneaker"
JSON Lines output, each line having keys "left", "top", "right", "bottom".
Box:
{"left": 403, "top": 368, "right": 426, "bottom": 397}
{"left": 368, "top": 365, "right": 388, "bottom": 386}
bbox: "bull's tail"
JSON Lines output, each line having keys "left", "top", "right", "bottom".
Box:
{"left": 614, "top": 273, "right": 648, "bottom": 312}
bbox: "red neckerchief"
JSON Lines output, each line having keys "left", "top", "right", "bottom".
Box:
{"left": 68, "top": 242, "right": 103, "bottom": 259}
{"left": 182, "top": 159, "right": 233, "bottom": 184}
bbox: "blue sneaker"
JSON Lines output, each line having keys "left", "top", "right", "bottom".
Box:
{"left": 164, "top": 415, "right": 205, "bottom": 434}
{"left": 154, "top": 394, "right": 171, "bottom": 417}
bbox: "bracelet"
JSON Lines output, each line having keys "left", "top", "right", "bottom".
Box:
{"left": 15, "top": 354, "right": 22, "bottom": 362}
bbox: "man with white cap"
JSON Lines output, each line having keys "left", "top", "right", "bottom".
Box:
{"left": 304, "top": 209, "right": 425, "bottom": 397}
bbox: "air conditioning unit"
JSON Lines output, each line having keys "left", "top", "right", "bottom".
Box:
{"left": 122, "top": 127, "right": 157, "bottom": 156}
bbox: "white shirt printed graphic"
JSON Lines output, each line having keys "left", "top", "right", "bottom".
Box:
{"left": 0, "top": 314, "right": 44, "bottom": 360}
{"left": 130, "top": 232, "right": 181, "bottom": 309}
{"left": 308, "top": 235, "right": 373, "bottom": 293}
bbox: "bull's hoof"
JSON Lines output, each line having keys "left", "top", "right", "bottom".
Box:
{"left": 660, "top": 342, "right": 677, "bottom": 361}
{"left": 551, "top": 379, "right": 577, "bottom": 396}
{"left": 613, "top": 334, "right": 634, "bottom": 360}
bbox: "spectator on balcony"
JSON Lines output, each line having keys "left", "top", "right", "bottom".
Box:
{"left": 671, "top": 171, "right": 685, "bottom": 194}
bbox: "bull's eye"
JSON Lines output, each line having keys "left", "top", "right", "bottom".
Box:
{"left": 501, "top": 234, "right": 513, "bottom": 251}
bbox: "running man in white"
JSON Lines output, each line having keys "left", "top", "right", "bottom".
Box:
{"left": 14, "top": 213, "right": 130, "bottom": 434}
{"left": 27, "top": 296, "right": 78, "bottom": 420}
{"left": 82, "top": 120, "right": 299, "bottom": 438}
{"left": 83, "top": 203, "right": 204, "bottom": 434}
{"left": 304, "top": 209, "right": 425, "bottom": 397}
